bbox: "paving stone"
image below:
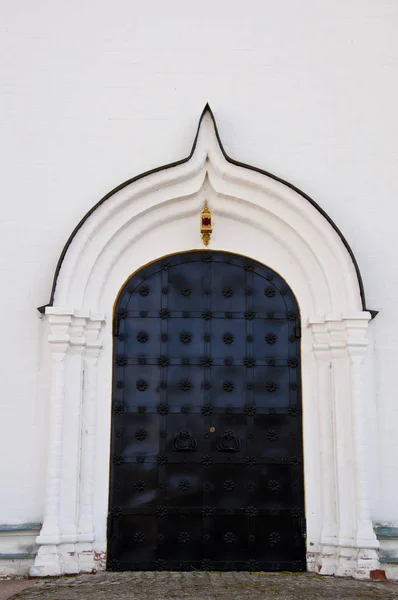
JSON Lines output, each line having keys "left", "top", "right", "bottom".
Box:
{"left": 9, "top": 572, "right": 398, "bottom": 600}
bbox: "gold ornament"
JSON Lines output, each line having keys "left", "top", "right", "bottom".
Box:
{"left": 200, "top": 200, "right": 212, "bottom": 246}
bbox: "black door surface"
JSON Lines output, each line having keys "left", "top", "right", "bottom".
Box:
{"left": 108, "top": 251, "right": 305, "bottom": 572}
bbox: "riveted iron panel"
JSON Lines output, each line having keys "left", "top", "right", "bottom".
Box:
{"left": 108, "top": 251, "right": 305, "bottom": 572}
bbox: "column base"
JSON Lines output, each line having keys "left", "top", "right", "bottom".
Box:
{"left": 76, "top": 543, "right": 97, "bottom": 573}
{"left": 310, "top": 546, "right": 380, "bottom": 579}
{"left": 30, "top": 543, "right": 100, "bottom": 576}
{"left": 353, "top": 548, "right": 380, "bottom": 579}
{"left": 29, "top": 544, "right": 62, "bottom": 577}
{"left": 319, "top": 544, "right": 339, "bottom": 575}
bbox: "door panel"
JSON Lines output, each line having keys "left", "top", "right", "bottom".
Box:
{"left": 108, "top": 251, "right": 305, "bottom": 572}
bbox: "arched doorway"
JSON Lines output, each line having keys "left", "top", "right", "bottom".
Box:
{"left": 31, "top": 108, "right": 379, "bottom": 578}
{"left": 107, "top": 250, "right": 305, "bottom": 572}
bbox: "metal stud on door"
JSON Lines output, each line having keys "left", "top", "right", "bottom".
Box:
{"left": 108, "top": 251, "right": 305, "bottom": 572}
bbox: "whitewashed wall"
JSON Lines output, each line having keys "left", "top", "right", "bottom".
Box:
{"left": 1, "top": 0, "right": 398, "bottom": 574}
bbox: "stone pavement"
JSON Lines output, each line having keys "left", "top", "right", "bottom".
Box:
{"left": 6, "top": 572, "right": 398, "bottom": 600}
{"left": 0, "top": 580, "right": 32, "bottom": 600}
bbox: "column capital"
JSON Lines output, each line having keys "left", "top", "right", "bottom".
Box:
{"left": 85, "top": 314, "right": 106, "bottom": 341}
{"left": 343, "top": 313, "right": 371, "bottom": 360}
{"left": 44, "top": 308, "right": 106, "bottom": 356}
{"left": 83, "top": 314, "right": 105, "bottom": 364}
{"left": 308, "top": 319, "right": 333, "bottom": 358}
{"left": 308, "top": 314, "right": 371, "bottom": 357}
{"left": 83, "top": 343, "right": 102, "bottom": 364}
{"left": 45, "top": 308, "right": 75, "bottom": 352}
{"left": 47, "top": 316, "right": 72, "bottom": 356}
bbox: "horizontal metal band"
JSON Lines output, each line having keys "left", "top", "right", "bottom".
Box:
{"left": 374, "top": 526, "right": 398, "bottom": 538}
{"left": 0, "top": 553, "right": 36, "bottom": 559}
{"left": 0, "top": 523, "right": 42, "bottom": 532}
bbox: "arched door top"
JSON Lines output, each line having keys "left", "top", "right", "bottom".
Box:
{"left": 38, "top": 106, "right": 376, "bottom": 319}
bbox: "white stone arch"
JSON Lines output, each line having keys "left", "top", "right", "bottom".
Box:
{"left": 32, "top": 107, "right": 379, "bottom": 579}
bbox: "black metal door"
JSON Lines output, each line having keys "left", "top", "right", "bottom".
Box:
{"left": 108, "top": 251, "right": 305, "bottom": 572}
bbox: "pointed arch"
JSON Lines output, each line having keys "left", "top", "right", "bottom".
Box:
{"left": 38, "top": 105, "right": 375, "bottom": 317}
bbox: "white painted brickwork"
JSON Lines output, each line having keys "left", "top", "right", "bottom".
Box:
{"left": 0, "top": 0, "right": 398, "bottom": 578}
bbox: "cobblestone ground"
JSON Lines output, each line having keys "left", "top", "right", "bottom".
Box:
{"left": 9, "top": 572, "right": 398, "bottom": 600}
{"left": 0, "top": 580, "right": 32, "bottom": 600}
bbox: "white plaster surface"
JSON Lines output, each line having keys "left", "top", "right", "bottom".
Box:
{"left": 0, "top": 0, "right": 398, "bottom": 577}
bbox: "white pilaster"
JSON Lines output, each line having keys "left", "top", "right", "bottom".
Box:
{"left": 60, "top": 312, "right": 89, "bottom": 547}
{"left": 31, "top": 310, "right": 105, "bottom": 577}
{"left": 328, "top": 318, "right": 357, "bottom": 575}
{"left": 58, "top": 312, "right": 89, "bottom": 574}
{"left": 30, "top": 308, "right": 74, "bottom": 576}
{"left": 308, "top": 313, "right": 380, "bottom": 579}
{"left": 344, "top": 313, "right": 379, "bottom": 578}
{"left": 76, "top": 315, "right": 105, "bottom": 573}
{"left": 310, "top": 319, "right": 338, "bottom": 574}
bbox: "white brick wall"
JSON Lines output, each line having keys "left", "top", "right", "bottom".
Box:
{"left": 1, "top": 0, "right": 397, "bottom": 537}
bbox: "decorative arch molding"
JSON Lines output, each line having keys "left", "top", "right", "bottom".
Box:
{"left": 32, "top": 107, "right": 380, "bottom": 579}
{"left": 39, "top": 104, "right": 374, "bottom": 317}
